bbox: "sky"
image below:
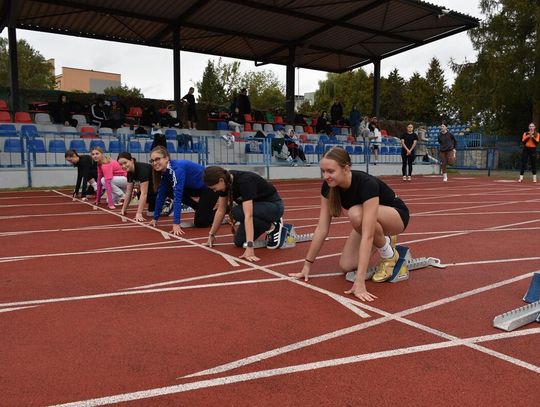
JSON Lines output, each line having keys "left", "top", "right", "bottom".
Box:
{"left": 1, "top": 1, "right": 483, "bottom": 101}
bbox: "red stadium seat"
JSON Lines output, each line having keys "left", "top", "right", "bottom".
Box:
{"left": 244, "top": 122, "right": 252, "bottom": 132}
{"left": 80, "top": 126, "right": 98, "bottom": 138}
{"left": 243, "top": 114, "right": 253, "bottom": 123}
{"left": 274, "top": 116, "right": 284, "bottom": 124}
{"left": 0, "top": 99, "right": 8, "bottom": 111}
{"left": 304, "top": 125, "right": 314, "bottom": 134}
{"left": 0, "top": 111, "right": 12, "bottom": 122}
{"left": 14, "top": 112, "right": 32, "bottom": 123}
{"left": 127, "top": 107, "right": 143, "bottom": 118}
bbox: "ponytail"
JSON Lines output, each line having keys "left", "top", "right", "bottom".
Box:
{"left": 204, "top": 166, "right": 234, "bottom": 214}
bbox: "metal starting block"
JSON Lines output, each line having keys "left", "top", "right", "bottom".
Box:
{"left": 249, "top": 224, "right": 314, "bottom": 249}
{"left": 345, "top": 245, "right": 445, "bottom": 283}
{"left": 523, "top": 272, "right": 540, "bottom": 303}
{"left": 493, "top": 300, "right": 540, "bottom": 332}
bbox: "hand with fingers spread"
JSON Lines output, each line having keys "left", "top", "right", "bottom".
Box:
{"left": 345, "top": 280, "right": 377, "bottom": 302}
{"left": 239, "top": 248, "right": 260, "bottom": 262}
{"left": 134, "top": 212, "right": 146, "bottom": 222}
{"left": 289, "top": 262, "right": 311, "bottom": 282}
{"left": 206, "top": 233, "right": 216, "bottom": 247}
{"left": 171, "top": 224, "right": 185, "bottom": 236}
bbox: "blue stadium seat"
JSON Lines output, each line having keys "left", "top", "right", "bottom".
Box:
{"left": 129, "top": 140, "right": 142, "bottom": 153}
{"left": 48, "top": 139, "right": 66, "bottom": 153}
{"left": 388, "top": 146, "right": 397, "bottom": 155}
{"left": 345, "top": 145, "right": 354, "bottom": 154}
{"left": 319, "top": 135, "right": 329, "bottom": 144}
{"left": 28, "top": 138, "right": 46, "bottom": 153}
{"left": 191, "top": 142, "right": 201, "bottom": 153}
{"left": 108, "top": 140, "right": 122, "bottom": 153}
{"left": 303, "top": 144, "right": 314, "bottom": 154}
{"left": 4, "top": 138, "right": 22, "bottom": 152}
{"left": 0, "top": 124, "right": 17, "bottom": 137}
{"left": 216, "top": 121, "right": 228, "bottom": 130}
{"left": 165, "top": 129, "right": 177, "bottom": 140}
{"left": 69, "top": 139, "right": 88, "bottom": 153}
{"left": 274, "top": 124, "right": 284, "bottom": 131}
{"left": 380, "top": 146, "right": 389, "bottom": 155}
{"left": 144, "top": 141, "right": 153, "bottom": 153}
{"left": 266, "top": 133, "right": 275, "bottom": 140}
{"left": 20, "top": 124, "right": 39, "bottom": 138}
{"left": 166, "top": 141, "right": 176, "bottom": 152}
{"left": 89, "top": 139, "right": 106, "bottom": 151}
{"left": 354, "top": 145, "right": 363, "bottom": 155}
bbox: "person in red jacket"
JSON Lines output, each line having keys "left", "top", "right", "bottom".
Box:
{"left": 518, "top": 122, "right": 539, "bottom": 183}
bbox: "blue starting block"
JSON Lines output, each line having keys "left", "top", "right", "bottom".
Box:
{"left": 523, "top": 272, "right": 540, "bottom": 303}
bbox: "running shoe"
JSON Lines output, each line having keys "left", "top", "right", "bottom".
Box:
{"left": 266, "top": 219, "right": 285, "bottom": 249}
{"left": 372, "top": 249, "right": 399, "bottom": 283}
{"left": 161, "top": 198, "right": 173, "bottom": 216}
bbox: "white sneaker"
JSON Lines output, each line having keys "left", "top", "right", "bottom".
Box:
{"left": 407, "top": 176, "right": 412, "bottom": 181}
{"left": 403, "top": 176, "right": 407, "bottom": 181}
{"left": 443, "top": 174, "right": 448, "bottom": 182}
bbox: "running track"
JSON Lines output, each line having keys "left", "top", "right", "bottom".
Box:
{"left": 1, "top": 176, "right": 539, "bottom": 406}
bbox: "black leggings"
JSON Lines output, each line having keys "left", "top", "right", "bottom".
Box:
{"left": 231, "top": 200, "right": 284, "bottom": 247}
{"left": 401, "top": 152, "right": 415, "bottom": 176}
{"left": 182, "top": 187, "right": 219, "bottom": 227}
{"left": 289, "top": 146, "right": 306, "bottom": 162}
{"left": 520, "top": 147, "right": 537, "bottom": 175}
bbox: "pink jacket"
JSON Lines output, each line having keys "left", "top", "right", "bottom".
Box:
{"left": 95, "top": 160, "right": 127, "bottom": 206}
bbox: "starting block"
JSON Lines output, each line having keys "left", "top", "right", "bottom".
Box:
{"left": 248, "top": 224, "right": 314, "bottom": 249}
{"left": 493, "top": 300, "right": 540, "bottom": 331}
{"left": 523, "top": 272, "right": 540, "bottom": 303}
{"left": 345, "top": 245, "right": 445, "bottom": 283}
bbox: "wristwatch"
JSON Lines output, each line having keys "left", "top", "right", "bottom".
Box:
{"left": 243, "top": 241, "right": 254, "bottom": 248}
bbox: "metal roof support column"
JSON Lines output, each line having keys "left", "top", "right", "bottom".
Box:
{"left": 372, "top": 58, "right": 381, "bottom": 118}
{"left": 8, "top": 27, "right": 20, "bottom": 113}
{"left": 286, "top": 45, "right": 296, "bottom": 124}
{"left": 173, "top": 30, "right": 181, "bottom": 121}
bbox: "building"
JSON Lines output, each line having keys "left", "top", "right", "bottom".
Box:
{"left": 55, "top": 66, "right": 121, "bottom": 93}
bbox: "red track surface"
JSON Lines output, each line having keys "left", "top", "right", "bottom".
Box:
{"left": 1, "top": 176, "right": 539, "bottom": 406}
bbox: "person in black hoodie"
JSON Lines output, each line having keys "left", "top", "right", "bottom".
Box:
{"left": 182, "top": 87, "right": 197, "bottom": 129}
{"left": 438, "top": 123, "right": 457, "bottom": 182}
{"left": 236, "top": 88, "right": 251, "bottom": 116}
{"left": 65, "top": 150, "right": 98, "bottom": 201}
{"left": 51, "top": 94, "right": 78, "bottom": 128}
{"left": 330, "top": 100, "right": 343, "bottom": 125}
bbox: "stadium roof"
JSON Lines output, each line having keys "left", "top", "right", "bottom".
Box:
{"left": 1, "top": 0, "right": 479, "bottom": 73}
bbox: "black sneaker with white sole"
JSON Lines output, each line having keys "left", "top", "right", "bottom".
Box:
{"left": 161, "top": 198, "right": 173, "bottom": 216}
{"left": 266, "top": 219, "right": 285, "bottom": 249}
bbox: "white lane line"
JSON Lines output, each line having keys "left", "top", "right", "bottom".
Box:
{"left": 0, "top": 278, "right": 283, "bottom": 309}
{"left": 445, "top": 256, "right": 540, "bottom": 267}
{"left": 0, "top": 211, "right": 107, "bottom": 220}
{"left": 53, "top": 190, "right": 241, "bottom": 268}
{"left": 160, "top": 231, "right": 171, "bottom": 240}
{"left": 0, "top": 305, "right": 38, "bottom": 313}
{"left": 51, "top": 329, "right": 540, "bottom": 407}
{"left": 181, "top": 270, "right": 538, "bottom": 379}
{"left": 0, "top": 224, "right": 139, "bottom": 237}
{"left": 0, "top": 202, "right": 80, "bottom": 208}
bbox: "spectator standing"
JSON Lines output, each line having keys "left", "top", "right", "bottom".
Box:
{"left": 518, "top": 122, "right": 540, "bottom": 183}
{"left": 330, "top": 100, "right": 343, "bottom": 125}
{"left": 182, "top": 87, "right": 197, "bottom": 129}
{"left": 359, "top": 115, "right": 371, "bottom": 140}
{"left": 228, "top": 107, "right": 245, "bottom": 133}
{"left": 369, "top": 117, "right": 382, "bottom": 165}
{"left": 438, "top": 123, "right": 457, "bottom": 182}
{"left": 349, "top": 105, "right": 361, "bottom": 140}
{"left": 236, "top": 88, "right": 251, "bottom": 116}
{"left": 400, "top": 123, "right": 419, "bottom": 181}
{"left": 107, "top": 96, "right": 125, "bottom": 130}
{"left": 51, "top": 94, "right": 78, "bottom": 128}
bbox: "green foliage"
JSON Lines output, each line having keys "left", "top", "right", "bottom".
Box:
{"left": 425, "top": 58, "right": 449, "bottom": 123}
{"left": 380, "top": 68, "right": 406, "bottom": 120}
{"left": 313, "top": 69, "right": 372, "bottom": 116}
{"left": 0, "top": 38, "right": 55, "bottom": 90}
{"left": 196, "top": 59, "right": 227, "bottom": 108}
{"left": 103, "top": 83, "right": 144, "bottom": 98}
{"left": 241, "top": 70, "right": 285, "bottom": 110}
{"left": 403, "top": 72, "right": 433, "bottom": 123}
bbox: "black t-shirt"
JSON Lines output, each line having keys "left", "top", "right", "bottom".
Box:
{"left": 321, "top": 170, "right": 397, "bottom": 209}
{"left": 400, "top": 132, "right": 418, "bottom": 149}
{"left": 219, "top": 170, "right": 279, "bottom": 204}
{"left": 127, "top": 161, "right": 154, "bottom": 191}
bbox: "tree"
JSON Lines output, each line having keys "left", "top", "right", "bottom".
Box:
{"left": 380, "top": 68, "right": 406, "bottom": 120}
{"left": 424, "top": 58, "right": 448, "bottom": 123}
{"left": 196, "top": 59, "right": 226, "bottom": 108}
{"left": 103, "top": 83, "right": 144, "bottom": 98}
{"left": 403, "top": 72, "right": 433, "bottom": 123}
{"left": 240, "top": 70, "right": 285, "bottom": 111}
{"left": 454, "top": 0, "right": 540, "bottom": 134}
{"left": 0, "top": 38, "right": 55, "bottom": 90}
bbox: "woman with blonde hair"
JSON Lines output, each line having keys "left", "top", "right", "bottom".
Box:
{"left": 289, "top": 147, "right": 409, "bottom": 301}
{"left": 91, "top": 146, "right": 127, "bottom": 209}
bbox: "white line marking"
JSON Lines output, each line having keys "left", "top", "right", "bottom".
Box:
{"left": 160, "top": 231, "right": 170, "bottom": 240}
{"left": 51, "top": 329, "right": 540, "bottom": 407}
{"left": 0, "top": 305, "right": 38, "bottom": 313}
{"left": 0, "top": 211, "right": 106, "bottom": 220}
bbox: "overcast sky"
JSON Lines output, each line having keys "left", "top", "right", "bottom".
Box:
{"left": 1, "top": 1, "right": 483, "bottom": 100}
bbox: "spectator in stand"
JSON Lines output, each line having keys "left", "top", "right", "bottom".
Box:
{"left": 107, "top": 96, "right": 125, "bottom": 130}
{"left": 65, "top": 150, "right": 97, "bottom": 201}
{"left": 141, "top": 105, "right": 160, "bottom": 128}
{"left": 359, "top": 115, "right": 371, "bottom": 140}
{"left": 117, "top": 152, "right": 156, "bottom": 221}
{"left": 438, "top": 123, "right": 457, "bottom": 182}
{"left": 91, "top": 146, "right": 128, "bottom": 209}
{"left": 518, "top": 122, "right": 540, "bottom": 183}
{"left": 150, "top": 128, "right": 167, "bottom": 150}
{"left": 330, "top": 100, "right": 343, "bottom": 125}
{"left": 369, "top": 117, "right": 382, "bottom": 165}
{"left": 400, "top": 123, "right": 419, "bottom": 181}
{"left": 229, "top": 92, "right": 238, "bottom": 114}
{"left": 349, "top": 105, "right": 361, "bottom": 140}
{"left": 182, "top": 87, "right": 197, "bottom": 129}
{"left": 315, "top": 111, "right": 332, "bottom": 134}
{"left": 285, "top": 129, "right": 309, "bottom": 166}
{"left": 90, "top": 97, "right": 114, "bottom": 128}
{"left": 236, "top": 88, "right": 251, "bottom": 116}
{"left": 51, "top": 94, "right": 78, "bottom": 128}
{"left": 149, "top": 146, "right": 219, "bottom": 234}
{"left": 228, "top": 107, "right": 245, "bottom": 133}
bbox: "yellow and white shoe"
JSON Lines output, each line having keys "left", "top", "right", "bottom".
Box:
{"left": 372, "top": 249, "right": 399, "bottom": 283}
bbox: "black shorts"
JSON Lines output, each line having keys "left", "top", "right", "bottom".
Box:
{"left": 389, "top": 196, "right": 409, "bottom": 229}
